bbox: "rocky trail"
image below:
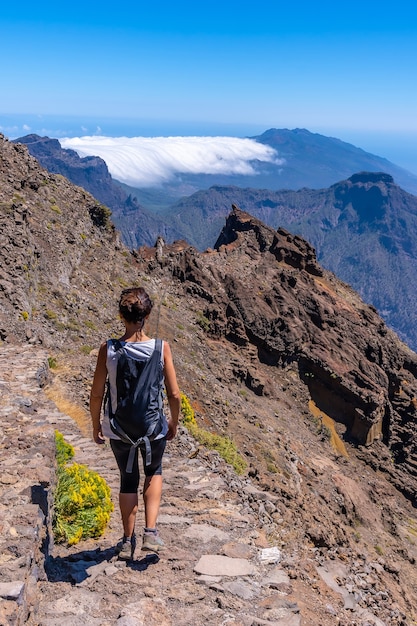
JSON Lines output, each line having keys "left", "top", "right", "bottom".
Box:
{"left": 0, "top": 344, "right": 411, "bottom": 626}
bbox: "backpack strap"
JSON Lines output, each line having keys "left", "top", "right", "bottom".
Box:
{"left": 109, "top": 419, "right": 143, "bottom": 473}
{"left": 104, "top": 339, "right": 123, "bottom": 418}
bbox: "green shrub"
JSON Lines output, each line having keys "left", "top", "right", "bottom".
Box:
{"left": 196, "top": 312, "right": 210, "bottom": 332}
{"left": 321, "top": 424, "right": 332, "bottom": 440}
{"left": 52, "top": 432, "right": 113, "bottom": 545}
{"left": 48, "top": 356, "right": 58, "bottom": 369}
{"left": 267, "top": 462, "right": 278, "bottom": 473}
{"left": 88, "top": 203, "right": 112, "bottom": 229}
{"left": 181, "top": 394, "right": 246, "bottom": 475}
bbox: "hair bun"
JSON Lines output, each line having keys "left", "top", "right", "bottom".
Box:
{"left": 119, "top": 287, "right": 153, "bottom": 324}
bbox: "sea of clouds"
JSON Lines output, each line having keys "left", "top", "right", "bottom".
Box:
{"left": 60, "top": 135, "right": 282, "bottom": 187}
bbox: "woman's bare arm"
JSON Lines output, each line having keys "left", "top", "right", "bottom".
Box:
{"left": 89, "top": 341, "right": 108, "bottom": 444}
{"left": 163, "top": 341, "right": 181, "bottom": 440}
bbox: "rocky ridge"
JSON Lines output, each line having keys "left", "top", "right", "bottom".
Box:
{"left": 0, "top": 133, "right": 142, "bottom": 350}
{"left": 163, "top": 172, "right": 417, "bottom": 352}
{"left": 1, "top": 134, "right": 417, "bottom": 623}
{"left": 142, "top": 207, "right": 417, "bottom": 505}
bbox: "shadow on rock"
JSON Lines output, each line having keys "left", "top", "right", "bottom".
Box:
{"left": 45, "top": 547, "right": 159, "bottom": 583}
{"left": 130, "top": 553, "right": 160, "bottom": 571}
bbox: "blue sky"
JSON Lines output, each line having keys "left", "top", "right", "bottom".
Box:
{"left": 1, "top": 0, "right": 417, "bottom": 175}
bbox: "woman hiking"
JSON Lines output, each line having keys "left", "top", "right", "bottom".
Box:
{"left": 90, "top": 287, "right": 181, "bottom": 560}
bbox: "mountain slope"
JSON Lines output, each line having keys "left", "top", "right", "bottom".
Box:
{"left": 1, "top": 133, "right": 417, "bottom": 622}
{"left": 0, "top": 134, "right": 142, "bottom": 350}
{"left": 136, "top": 208, "right": 417, "bottom": 622}
{"left": 143, "top": 207, "right": 417, "bottom": 500}
{"left": 253, "top": 128, "right": 417, "bottom": 195}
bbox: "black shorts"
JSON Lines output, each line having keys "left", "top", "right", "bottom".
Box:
{"left": 110, "top": 437, "right": 167, "bottom": 493}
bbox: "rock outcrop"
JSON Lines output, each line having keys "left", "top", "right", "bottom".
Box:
{"left": 140, "top": 207, "right": 417, "bottom": 506}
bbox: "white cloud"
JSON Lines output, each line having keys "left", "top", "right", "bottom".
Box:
{"left": 59, "top": 135, "right": 283, "bottom": 187}
{"left": 22, "top": 124, "right": 31, "bottom": 131}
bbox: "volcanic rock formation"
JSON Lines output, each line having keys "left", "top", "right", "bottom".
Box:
{"left": 138, "top": 206, "right": 417, "bottom": 505}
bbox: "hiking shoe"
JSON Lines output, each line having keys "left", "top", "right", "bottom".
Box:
{"left": 142, "top": 531, "right": 165, "bottom": 553}
{"left": 118, "top": 534, "right": 136, "bottom": 560}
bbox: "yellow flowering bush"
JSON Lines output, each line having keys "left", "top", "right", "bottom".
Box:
{"left": 53, "top": 432, "right": 113, "bottom": 545}
{"left": 181, "top": 394, "right": 247, "bottom": 475}
{"left": 180, "top": 394, "right": 198, "bottom": 429}
{"left": 55, "top": 430, "right": 74, "bottom": 467}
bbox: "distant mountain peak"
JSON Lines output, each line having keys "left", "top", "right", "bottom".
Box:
{"left": 347, "top": 171, "right": 394, "bottom": 185}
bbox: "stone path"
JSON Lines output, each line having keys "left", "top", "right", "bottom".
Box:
{"left": 0, "top": 344, "right": 303, "bottom": 626}
{"left": 0, "top": 343, "right": 400, "bottom": 625}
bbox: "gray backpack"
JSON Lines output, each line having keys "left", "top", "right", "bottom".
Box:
{"left": 107, "top": 339, "right": 164, "bottom": 473}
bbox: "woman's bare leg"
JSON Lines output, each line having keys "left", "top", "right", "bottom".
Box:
{"left": 119, "top": 492, "right": 138, "bottom": 537}
{"left": 143, "top": 475, "right": 162, "bottom": 528}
